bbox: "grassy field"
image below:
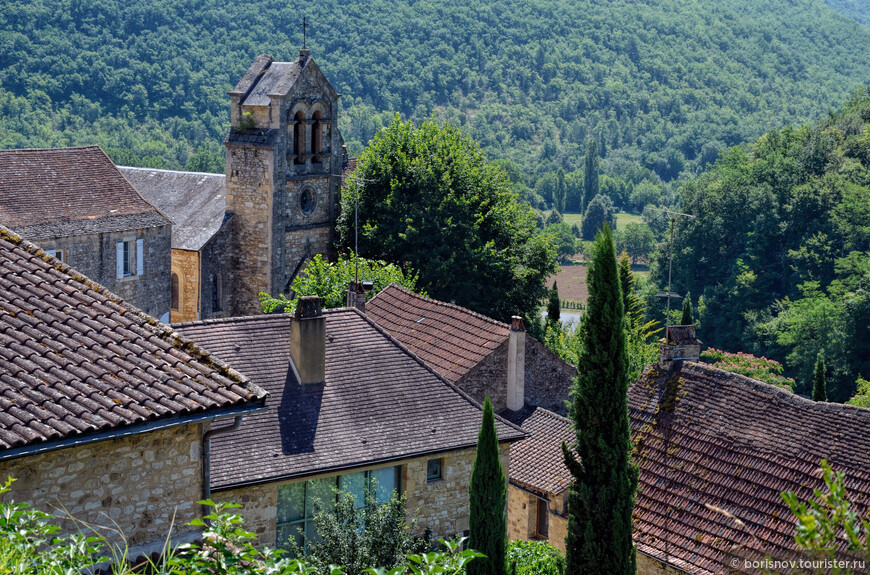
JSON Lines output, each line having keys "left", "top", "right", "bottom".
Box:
{"left": 562, "top": 211, "right": 643, "bottom": 228}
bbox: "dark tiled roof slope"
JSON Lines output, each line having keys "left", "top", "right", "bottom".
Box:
{"left": 503, "top": 407, "right": 573, "bottom": 496}
{"left": 366, "top": 284, "right": 510, "bottom": 383}
{"left": 630, "top": 362, "right": 870, "bottom": 575}
{"left": 0, "top": 227, "right": 266, "bottom": 452}
{"left": 0, "top": 147, "right": 169, "bottom": 239}
{"left": 120, "top": 167, "right": 227, "bottom": 251}
{"left": 175, "top": 310, "right": 526, "bottom": 490}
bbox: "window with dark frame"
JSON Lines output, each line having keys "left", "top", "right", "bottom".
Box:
{"left": 426, "top": 458, "right": 442, "bottom": 482}
{"left": 535, "top": 497, "right": 549, "bottom": 539}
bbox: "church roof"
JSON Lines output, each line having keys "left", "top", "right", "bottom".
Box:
{"left": 630, "top": 362, "right": 870, "bottom": 574}
{"left": 119, "top": 167, "right": 227, "bottom": 252}
{"left": 174, "top": 309, "right": 527, "bottom": 490}
{"left": 366, "top": 284, "right": 511, "bottom": 383}
{"left": 0, "top": 146, "right": 169, "bottom": 239}
{"left": 230, "top": 53, "right": 339, "bottom": 108}
{"left": 0, "top": 226, "right": 267, "bottom": 458}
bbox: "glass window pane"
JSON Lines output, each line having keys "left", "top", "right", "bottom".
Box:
{"left": 305, "top": 519, "right": 322, "bottom": 548}
{"left": 371, "top": 466, "right": 399, "bottom": 504}
{"left": 277, "top": 482, "right": 306, "bottom": 524}
{"left": 427, "top": 459, "right": 442, "bottom": 482}
{"left": 306, "top": 477, "right": 336, "bottom": 517}
{"left": 340, "top": 471, "right": 366, "bottom": 508}
{"left": 276, "top": 523, "right": 303, "bottom": 553}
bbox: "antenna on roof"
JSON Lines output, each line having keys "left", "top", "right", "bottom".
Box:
{"left": 649, "top": 207, "right": 696, "bottom": 333}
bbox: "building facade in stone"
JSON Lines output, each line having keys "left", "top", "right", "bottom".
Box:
{"left": 175, "top": 298, "right": 525, "bottom": 549}
{"left": 0, "top": 226, "right": 266, "bottom": 555}
{"left": 0, "top": 146, "right": 172, "bottom": 320}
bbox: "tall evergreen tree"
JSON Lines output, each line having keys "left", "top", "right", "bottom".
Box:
{"left": 547, "top": 282, "right": 561, "bottom": 325}
{"left": 618, "top": 251, "right": 636, "bottom": 318}
{"left": 583, "top": 139, "right": 600, "bottom": 212}
{"left": 812, "top": 350, "right": 828, "bottom": 402}
{"left": 469, "top": 396, "right": 507, "bottom": 575}
{"left": 562, "top": 225, "right": 638, "bottom": 574}
{"left": 681, "top": 291, "right": 693, "bottom": 325}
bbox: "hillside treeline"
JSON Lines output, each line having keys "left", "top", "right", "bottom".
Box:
{"left": 656, "top": 90, "right": 870, "bottom": 402}
{"left": 3, "top": 0, "right": 870, "bottom": 208}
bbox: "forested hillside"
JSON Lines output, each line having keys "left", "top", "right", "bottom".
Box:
{"left": 3, "top": 0, "right": 870, "bottom": 205}
{"left": 656, "top": 90, "right": 870, "bottom": 402}
{"left": 825, "top": 0, "right": 870, "bottom": 28}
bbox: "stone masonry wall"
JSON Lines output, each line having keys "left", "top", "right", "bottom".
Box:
{"left": 457, "top": 341, "right": 510, "bottom": 410}
{"left": 506, "top": 484, "right": 568, "bottom": 552}
{"left": 171, "top": 249, "right": 199, "bottom": 323}
{"left": 224, "top": 145, "right": 274, "bottom": 316}
{"left": 637, "top": 552, "right": 690, "bottom": 575}
{"left": 523, "top": 338, "right": 576, "bottom": 416}
{"left": 215, "top": 444, "right": 512, "bottom": 549}
{"left": 34, "top": 225, "right": 171, "bottom": 320}
{"left": 0, "top": 424, "right": 203, "bottom": 549}
{"left": 201, "top": 218, "right": 237, "bottom": 320}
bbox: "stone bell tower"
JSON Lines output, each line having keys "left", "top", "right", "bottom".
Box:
{"left": 224, "top": 51, "right": 344, "bottom": 315}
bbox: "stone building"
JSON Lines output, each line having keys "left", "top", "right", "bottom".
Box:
{"left": 123, "top": 50, "right": 347, "bottom": 321}
{"left": 0, "top": 225, "right": 267, "bottom": 556}
{"left": 174, "top": 298, "right": 526, "bottom": 549}
{"left": 365, "top": 284, "right": 577, "bottom": 415}
{"left": 0, "top": 146, "right": 172, "bottom": 320}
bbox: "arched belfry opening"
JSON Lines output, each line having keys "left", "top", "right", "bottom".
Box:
{"left": 293, "top": 110, "right": 306, "bottom": 165}
{"left": 311, "top": 110, "right": 323, "bottom": 161}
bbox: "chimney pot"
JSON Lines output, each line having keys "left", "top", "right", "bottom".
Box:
{"left": 510, "top": 315, "right": 525, "bottom": 331}
{"left": 346, "top": 280, "right": 367, "bottom": 313}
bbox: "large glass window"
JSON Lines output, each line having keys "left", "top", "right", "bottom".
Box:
{"left": 276, "top": 466, "right": 401, "bottom": 553}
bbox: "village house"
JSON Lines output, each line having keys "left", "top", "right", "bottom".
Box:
{"left": 365, "top": 284, "right": 577, "bottom": 415}
{"left": 0, "top": 225, "right": 267, "bottom": 555}
{"left": 504, "top": 326, "right": 870, "bottom": 574}
{"left": 174, "top": 296, "right": 527, "bottom": 550}
{"left": 122, "top": 50, "right": 348, "bottom": 322}
{"left": 0, "top": 146, "right": 172, "bottom": 321}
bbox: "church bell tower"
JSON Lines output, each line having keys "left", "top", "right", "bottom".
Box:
{"left": 224, "top": 51, "right": 344, "bottom": 315}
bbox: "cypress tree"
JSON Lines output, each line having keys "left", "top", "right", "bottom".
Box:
{"left": 583, "top": 139, "right": 600, "bottom": 212}
{"left": 469, "top": 396, "right": 507, "bottom": 575}
{"left": 547, "top": 282, "right": 561, "bottom": 325}
{"left": 618, "top": 251, "right": 636, "bottom": 318}
{"left": 562, "top": 225, "right": 638, "bottom": 574}
{"left": 681, "top": 291, "right": 693, "bottom": 326}
{"left": 812, "top": 350, "right": 827, "bottom": 402}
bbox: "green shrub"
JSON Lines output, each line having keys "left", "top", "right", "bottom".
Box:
{"left": 506, "top": 540, "right": 565, "bottom": 575}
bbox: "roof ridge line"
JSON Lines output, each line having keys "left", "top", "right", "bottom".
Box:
{"left": 372, "top": 283, "right": 511, "bottom": 330}
{"left": 118, "top": 166, "right": 227, "bottom": 178}
{"left": 348, "top": 307, "right": 527, "bottom": 439}
{"left": 533, "top": 405, "right": 573, "bottom": 425}
{"left": 0, "top": 145, "right": 102, "bottom": 153}
{"left": 0, "top": 225, "right": 262, "bottom": 399}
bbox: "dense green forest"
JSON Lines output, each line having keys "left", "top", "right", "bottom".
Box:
{"left": 825, "top": 0, "right": 870, "bottom": 28}
{"left": 3, "top": 0, "right": 870, "bottom": 210}
{"left": 654, "top": 89, "right": 870, "bottom": 402}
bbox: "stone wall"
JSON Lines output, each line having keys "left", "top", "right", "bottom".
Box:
{"left": 33, "top": 224, "right": 171, "bottom": 320}
{"left": 0, "top": 424, "right": 204, "bottom": 550}
{"left": 215, "top": 444, "right": 512, "bottom": 549}
{"left": 506, "top": 484, "right": 568, "bottom": 552}
{"left": 201, "top": 217, "right": 237, "bottom": 320}
{"left": 171, "top": 249, "right": 200, "bottom": 323}
{"left": 637, "top": 552, "right": 690, "bottom": 575}
{"left": 455, "top": 337, "right": 576, "bottom": 415}
{"left": 224, "top": 144, "right": 275, "bottom": 315}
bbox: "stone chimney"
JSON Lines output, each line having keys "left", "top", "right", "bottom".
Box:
{"left": 506, "top": 316, "right": 526, "bottom": 411}
{"left": 659, "top": 325, "right": 701, "bottom": 368}
{"left": 346, "top": 279, "right": 371, "bottom": 313}
{"left": 289, "top": 296, "right": 325, "bottom": 385}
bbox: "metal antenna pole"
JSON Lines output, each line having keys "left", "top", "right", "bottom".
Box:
{"left": 302, "top": 17, "right": 308, "bottom": 49}
{"left": 648, "top": 207, "right": 696, "bottom": 333}
{"left": 355, "top": 182, "right": 359, "bottom": 281}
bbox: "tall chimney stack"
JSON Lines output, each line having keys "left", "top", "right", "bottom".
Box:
{"left": 346, "top": 279, "right": 367, "bottom": 313}
{"left": 507, "top": 316, "right": 526, "bottom": 411}
{"left": 289, "top": 296, "right": 326, "bottom": 385}
{"left": 659, "top": 325, "right": 701, "bottom": 368}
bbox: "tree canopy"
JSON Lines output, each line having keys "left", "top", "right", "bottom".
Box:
{"left": 336, "top": 116, "right": 556, "bottom": 322}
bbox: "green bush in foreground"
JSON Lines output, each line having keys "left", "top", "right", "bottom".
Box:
{"left": 506, "top": 540, "right": 565, "bottom": 575}
{"left": 0, "top": 478, "right": 481, "bottom": 575}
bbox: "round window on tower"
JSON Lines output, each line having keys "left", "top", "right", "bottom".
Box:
{"left": 300, "top": 188, "right": 316, "bottom": 215}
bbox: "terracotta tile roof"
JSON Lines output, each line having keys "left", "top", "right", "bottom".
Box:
{"left": 0, "top": 146, "right": 169, "bottom": 239}
{"left": 174, "top": 309, "right": 527, "bottom": 490}
{"left": 502, "top": 407, "right": 574, "bottom": 496}
{"left": 366, "top": 284, "right": 510, "bottom": 383}
{"left": 630, "top": 362, "right": 870, "bottom": 574}
{"left": 120, "top": 167, "right": 227, "bottom": 251}
{"left": 0, "top": 226, "right": 267, "bottom": 454}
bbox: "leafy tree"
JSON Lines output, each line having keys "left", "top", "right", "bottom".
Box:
{"left": 505, "top": 541, "right": 565, "bottom": 575}
{"left": 700, "top": 349, "right": 795, "bottom": 391}
{"left": 680, "top": 291, "right": 693, "bottom": 326}
{"left": 258, "top": 252, "right": 421, "bottom": 314}
{"left": 562, "top": 226, "right": 637, "bottom": 574}
{"left": 468, "top": 396, "right": 507, "bottom": 575}
{"left": 337, "top": 116, "right": 556, "bottom": 322}
{"left": 616, "top": 223, "right": 655, "bottom": 264}
{"left": 544, "top": 222, "right": 578, "bottom": 262}
{"left": 813, "top": 350, "right": 828, "bottom": 402}
{"left": 580, "top": 194, "right": 616, "bottom": 241}
{"left": 619, "top": 251, "right": 661, "bottom": 383}
{"left": 547, "top": 282, "right": 560, "bottom": 325}
{"left": 583, "top": 139, "right": 600, "bottom": 212}
{"left": 847, "top": 378, "right": 870, "bottom": 408}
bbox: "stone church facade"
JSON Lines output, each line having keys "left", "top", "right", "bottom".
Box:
{"left": 125, "top": 50, "right": 346, "bottom": 321}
